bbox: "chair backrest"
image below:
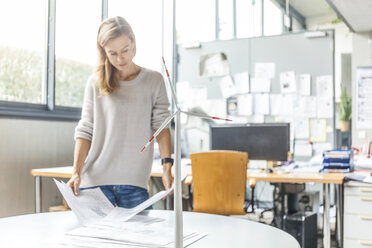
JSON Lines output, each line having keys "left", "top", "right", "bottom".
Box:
{"left": 190, "top": 150, "right": 248, "bottom": 215}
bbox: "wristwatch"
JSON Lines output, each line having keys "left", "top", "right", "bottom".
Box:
{"left": 161, "top": 157, "right": 174, "bottom": 166}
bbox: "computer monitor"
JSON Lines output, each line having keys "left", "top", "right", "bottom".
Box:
{"left": 210, "top": 123, "right": 290, "bottom": 161}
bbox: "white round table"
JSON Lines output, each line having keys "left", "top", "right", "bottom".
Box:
{"left": 0, "top": 210, "right": 299, "bottom": 247}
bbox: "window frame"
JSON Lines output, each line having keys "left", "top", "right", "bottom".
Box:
{"left": 0, "top": 0, "right": 108, "bottom": 121}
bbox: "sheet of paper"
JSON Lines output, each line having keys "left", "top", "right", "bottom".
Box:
{"left": 294, "top": 119, "right": 309, "bottom": 139}
{"left": 237, "top": 94, "right": 252, "bottom": 115}
{"left": 54, "top": 179, "right": 114, "bottom": 225}
{"left": 176, "top": 81, "right": 190, "bottom": 103}
{"left": 200, "top": 52, "right": 230, "bottom": 77}
{"left": 254, "top": 62, "right": 275, "bottom": 79}
{"left": 233, "top": 72, "right": 249, "bottom": 94}
{"left": 317, "top": 97, "right": 333, "bottom": 118}
{"left": 103, "top": 187, "right": 174, "bottom": 223}
{"left": 356, "top": 67, "right": 372, "bottom": 128}
{"left": 281, "top": 94, "right": 295, "bottom": 116}
{"left": 270, "top": 94, "right": 283, "bottom": 116}
{"left": 219, "top": 76, "right": 237, "bottom": 98}
{"left": 253, "top": 93, "right": 269, "bottom": 115}
{"left": 310, "top": 119, "right": 327, "bottom": 142}
{"left": 294, "top": 141, "right": 313, "bottom": 157}
{"left": 294, "top": 96, "right": 317, "bottom": 118}
{"left": 250, "top": 77, "right": 271, "bottom": 93}
{"left": 250, "top": 115, "right": 265, "bottom": 123}
{"left": 188, "top": 87, "right": 207, "bottom": 101}
{"left": 280, "top": 71, "right": 296, "bottom": 94}
{"left": 316, "top": 75, "right": 333, "bottom": 98}
{"left": 298, "top": 74, "right": 311, "bottom": 96}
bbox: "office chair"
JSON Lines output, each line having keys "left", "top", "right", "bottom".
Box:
{"left": 190, "top": 150, "right": 248, "bottom": 215}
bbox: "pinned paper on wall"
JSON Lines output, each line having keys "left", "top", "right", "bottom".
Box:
{"left": 298, "top": 74, "right": 311, "bottom": 96}
{"left": 176, "top": 81, "right": 190, "bottom": 103}
{"left": 250, "top": 115, "right": 265, "bottom": 123}
{"left": 254, "top": 63, "right": 275, "bottom": 79}
{"left": 237, "top": 94, "right": 253, "bottom": 115}
{"left": 188, "top": 87, "right": 208, "bottom": 101}
{"left": 294, "top": 96, "right": 317, "bottom": 118}
{"left": 233, "top": 72, "right": 250, "bottom": 94}
{"left": 253, "top": 93, "right": 270, "bottom": 115}
{"left": 310, "top": 119, "right": 327, "bottom": 142}
{"left": 294, "top": 141, "right": 312, "bottom": 157}
{"left": 219, "top": 76, "right": 237, "bottom": 98}
{"left": 251, "top": 77, "right": 271, "bottom": 93}
{"left": 281, "top": 94, "right": 295, "bottom": 116}
{"left": 317, "top": 97, "right": 333, "bottom": 118}
{"left": 280, "top": 71, "right": 296, "bottom": 94}
{"left": 356, "top": 67, "right": 372, "bottom": 129}
{"left": 200, "top": 52, "right": 230, "bottom": 77}
{"left": 294, "top": 118, "right": 310, "bottom": 139}
{"left": 316, "top": 75, "right": 333, "bottom": 98}
{"left": 270, "top": 94, "right": 283, "bottom": 116}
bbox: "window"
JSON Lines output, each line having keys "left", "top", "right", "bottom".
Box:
{"left": 109, "top": 0, "right": 163, "bottom": 72}
{"left": 263, "top": 0, "right": 283, "bottom": 36}
{"left": 55, "top": 0, "right": 101, "bottom": 108}
{"left": 176, "top": 0, "right": 215, "bottom": 44}
{"left": 0, "top": 0, "right": 45, "bottom": 104}
{"left": 236, "top": 0, "right": 263, "bottom": 38}
{"left": 218, "top": 0, "right": 234, "bottom": 40}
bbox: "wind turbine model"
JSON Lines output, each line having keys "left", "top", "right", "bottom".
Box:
{"left": 141, "top": 57, "right": 231, "bottom": 248}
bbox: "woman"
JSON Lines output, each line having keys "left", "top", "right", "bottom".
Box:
{"left": 67, "top": 16, "right": 173, "bottom": 208}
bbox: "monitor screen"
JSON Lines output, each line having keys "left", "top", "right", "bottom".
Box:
{"left": 210, "top": 123, "right": 290, "bottom": 161}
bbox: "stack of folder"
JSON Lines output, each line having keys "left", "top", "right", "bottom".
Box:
{"left": 321, "top": 149, "right": 353, "bottom": 173}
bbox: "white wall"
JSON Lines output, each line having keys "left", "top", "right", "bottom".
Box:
{"left": 352, "top": 32, "right": 372, "bottom": 147}
{"left": 0, "top": 118, "right": 76, "bottom": 217}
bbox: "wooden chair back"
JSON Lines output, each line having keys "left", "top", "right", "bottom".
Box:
{"left": 190, "top": 150, "right": 248, "bottom": 215}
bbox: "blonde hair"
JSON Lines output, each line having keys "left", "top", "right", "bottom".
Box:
{"left": 96, "top": 16, "right": 136, "bottom": 95}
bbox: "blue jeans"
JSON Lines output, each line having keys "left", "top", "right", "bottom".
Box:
{"left": 80, "top": 185, "right": 152, "bottom": 209}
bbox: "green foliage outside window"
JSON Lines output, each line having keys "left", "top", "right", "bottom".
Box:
{"left": 0, "top": 45, "right": 94, "bottom": 108}
{"left": 0, "top": 46, "right": 42, "bottom": 103}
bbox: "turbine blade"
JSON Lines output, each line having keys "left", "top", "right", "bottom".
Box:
{"left": 140, "top": 110, "right": 178, "bottom": 152}
{"left": 181, "top": 111, "right": 232, "bottom": 122}
{"left": 162, "top": 57, "right": 179, "bottom": 107}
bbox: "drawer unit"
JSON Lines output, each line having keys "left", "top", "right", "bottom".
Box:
{"left": 345, "top": 185, "right": 372, "bottom": 196}
{"left": 344, "top": 182, "right": 372, "bottom": 248}
{"left": 344, "top": 239, "right": 372, "bottom": 248}
{"left": 344, "top": 214, "right": 372, "bottom": 240}
{"left": 344, "top": 195, "right": 372, "bottom": 215}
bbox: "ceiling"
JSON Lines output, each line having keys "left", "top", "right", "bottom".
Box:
{"left": 287, "top": 0, "right": 372, "bottom": 32}
{"left": 289, "top": 0, "right": 333, "bottom": 18}
{"left": 325, "top": 0, "right": 372, "bottom": 32}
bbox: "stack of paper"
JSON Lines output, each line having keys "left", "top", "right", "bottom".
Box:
{"left": 57, "top": 223, "right": 207, "bottom": 248}
{"left": 53, "top": 176, "right": 207, "bottom": 247}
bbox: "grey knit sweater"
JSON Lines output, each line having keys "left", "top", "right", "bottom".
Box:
{"left": 75, "top": 67, "right": 170, "bottom": 189}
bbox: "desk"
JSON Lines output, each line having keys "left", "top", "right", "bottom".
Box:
{"left": 0, "top": 210, "right": 300, "bottom": 248}
{"left": 31, "top": 166, "right": 345, "bottom": 248}
{"left": 247, "top": 170, "right": 347, "bottom": 248}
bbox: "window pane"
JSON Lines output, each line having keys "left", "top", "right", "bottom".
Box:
{"left": 55, "top": 0, "right": 101, "bottom": 107}
{"left": 109, "top": 0, "right": 163, "bottom": 72}
{"left": 264, "top": 0, "right": 283, "bottom": 36}
{"left": 0, "top": 0, "right": 45, "bottom": 104}
{"left": 237, "top": 0, "right": 263, "bottom": 38}
{"left": 176, "top": 0, "right": 215, "bottom": 43}
{"left": 218, "top": 0, "right": 234, "bottom": 40}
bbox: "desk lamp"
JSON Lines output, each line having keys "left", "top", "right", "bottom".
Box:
{"left": 141, "top": 57, "right": 231, "bottom": 248}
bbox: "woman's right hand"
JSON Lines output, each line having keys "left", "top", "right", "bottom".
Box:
{"left": 67, "top": 173, "right": 81, "bottom": 196}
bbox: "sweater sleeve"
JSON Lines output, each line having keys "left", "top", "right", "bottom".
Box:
{"left": 151, "top": 75, "right": 171, "bottom": 130}
{"left": 74, "top": 77, "right": 94, "bottom": 141}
